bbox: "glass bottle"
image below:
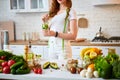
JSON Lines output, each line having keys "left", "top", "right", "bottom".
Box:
{"left": 24, "top": 41, "right": 34, "bottom": 68}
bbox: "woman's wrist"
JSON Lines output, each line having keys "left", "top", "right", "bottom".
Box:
{"left": 55, "top": 31, "right": 58, "bottom": 37}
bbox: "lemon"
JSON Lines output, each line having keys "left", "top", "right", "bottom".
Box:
{"left": 80, "top": 48, "right": 91, "bottom": 59}
{"left": 90, "top": 51, "right": 97, "bottom": 59}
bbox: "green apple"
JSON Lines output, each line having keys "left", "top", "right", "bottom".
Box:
{"left": 42, "top": 23, "right": 48, "bottom": 30}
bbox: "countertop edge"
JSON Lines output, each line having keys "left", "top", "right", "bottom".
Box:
{"left": 9, "top": 40, "right": 120, "bottom": 46}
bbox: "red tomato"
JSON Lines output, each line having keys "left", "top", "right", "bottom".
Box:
{"left": 2, "top": 66, "right": 10, "bottom": 74}
{"left": 0, "top": 56, "right": 6, "bottom": 60}
{"left": 33, "top": 68, "right": 42, "bottom": 74}
{"left": 8, "top": 60, "right": 15, "bottom": 67}
{"left": 37, "top": 68, "right": 42, "bottom": 74}
{"left": 33, "top": 68, "right": 38, "bottom": 74}
{"left": 1, "top": 61, "right": 8, "bottom": 67}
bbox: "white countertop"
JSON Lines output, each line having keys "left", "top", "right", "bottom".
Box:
{"left": 0, "top": 70, "right": 104, "bottom": 80}
{"left": 0, "top": 59, "right": 106, "bottom": 80}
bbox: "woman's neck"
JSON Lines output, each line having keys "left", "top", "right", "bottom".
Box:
{"left": 60, "top": 5, "right": 67, "bottom": 10}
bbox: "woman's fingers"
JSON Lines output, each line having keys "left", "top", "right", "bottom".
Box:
{"left": 41, "top": 14, "right": 49, "bottom": 22}
{"left": 42, "top": 30, "right": 49, "bottom": 36}
{"left": 42, "top": 30, "right": 55, "bottom": 37}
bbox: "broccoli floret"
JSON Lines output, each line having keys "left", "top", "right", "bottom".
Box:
{"left": 112, "top": 60, "right": 120, "bottom": 79}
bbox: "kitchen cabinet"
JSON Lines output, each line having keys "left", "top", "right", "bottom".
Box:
{"left": 72, "top": 46, "right": 120, "bottom": 59}
{"left": 31, "top": 45, "right": 44, "bottom": 58}
{"left": 9, "top": 45, "right": 25, "bottom": 55}
{"left": 9, "top": 45, "right": 49, "bottom": 59}
{"left": 92, "top": 0, "right": 120, "bottom": 6}
{"left": 10, "top": 0, "right": 49, "bottom": 13}
{"left": 43, "top": 46, "right": 49, "bottom": 59}
{"left": 72, "top": 46, "right": 86, "bottom": 59}
{"left": 9, "top": 45, "right": 44, "bottom": 58}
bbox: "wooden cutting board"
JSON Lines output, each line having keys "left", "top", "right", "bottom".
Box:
{"left": 78, "top": 17, "right": 88, "bottom": 28}
{"left": 0, "top": 21, "right": 15, "bottom": 41}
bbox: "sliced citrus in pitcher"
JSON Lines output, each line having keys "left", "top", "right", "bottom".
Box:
{"left": 90, "top": 51, "right": 97, "bottom": 59}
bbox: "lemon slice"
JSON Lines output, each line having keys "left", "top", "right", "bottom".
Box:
{"left": 90, "top": 51, "right": 97, "bottom": 59}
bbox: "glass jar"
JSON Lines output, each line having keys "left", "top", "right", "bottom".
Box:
{"left": 108, "top": 48, "right": 116, "bottom": 54}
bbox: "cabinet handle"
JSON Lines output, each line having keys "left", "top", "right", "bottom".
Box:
{"left": 11, "top": 46, "right": 17, "bottom": 48}
{"left": 32, "top": 47, "right": 37, "bottom": 48}
{"left": 75, "top": 47, "right": 80, "bottom": 49}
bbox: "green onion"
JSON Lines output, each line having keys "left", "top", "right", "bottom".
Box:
{"left": 62, "top": 8, "right": 70, "bottom": 51}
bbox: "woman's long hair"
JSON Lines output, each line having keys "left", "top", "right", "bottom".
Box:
{"left": 49, "top": 0, "right": 72, "bottom": 18}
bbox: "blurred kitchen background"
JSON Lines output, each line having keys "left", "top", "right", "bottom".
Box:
{"left": 0, "top": 0, "right": 120, "bottom": 41}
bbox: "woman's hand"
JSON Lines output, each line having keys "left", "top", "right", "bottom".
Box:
{"left": 42, "top": 14, "right": 49, "bottom": 22}
{"left": 42, "top": 29, "right": 55, "bottom": 37}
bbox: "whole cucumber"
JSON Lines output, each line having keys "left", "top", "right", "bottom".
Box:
{"left": 11, "top": 69, "right": 16, "bottom": 74}
{"left": 16, "top": 68, "right": 31, "bottom": 74}
{"left": 10, "top": 61, "right": 24, "bottom": 69}
{"left": 20, "top": 64, "right": 28, "bottom": 70}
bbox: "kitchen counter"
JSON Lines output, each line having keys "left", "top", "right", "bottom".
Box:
{"left": 70, "top": 41, "right": 120, "bottom": 46}
{"left": 0, "top": 59, "right": 104, "bottom": 80}
{"left": 9, "top": 40, "right": 120, "bottom": 46}
{"left": 0, "top": 71, "right": 103, "bottom": 80}
{"left": 9, "top": 40, "right": 48, "bottom": 45}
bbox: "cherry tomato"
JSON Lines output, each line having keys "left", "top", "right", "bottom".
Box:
{"left": 2, "top": 66, "right": 10, "bottom": 74}
{"left": 33, "top": 68, "right": 42, "bottom": 74}
{"left": 8, "top": 60, "right": 16, "bottom": 67}
{"left": 1, "top": 61, "right": 8, "bottom": 67}
{"left": 37, "top": 68, "right": 42, "bottom": 74}
{"left": 33, "top": 68, "right": 38, "bottom": 74}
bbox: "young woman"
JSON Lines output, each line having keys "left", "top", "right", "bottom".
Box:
{"left": 42, "top": 0, "right": 77, "bottom": 59}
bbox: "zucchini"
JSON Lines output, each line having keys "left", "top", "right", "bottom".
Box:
{"left": 16, "top": 68, "right": 31, "bottom": 74}
{"left": 10, "top": 61, "right": 24, "bottom": 69}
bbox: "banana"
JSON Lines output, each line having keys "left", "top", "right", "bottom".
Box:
{"left": 80, "top": 48, "right": 92, "bottom": 59}
{"left": 84, "top": 49, "right": 91, "bottom": 56}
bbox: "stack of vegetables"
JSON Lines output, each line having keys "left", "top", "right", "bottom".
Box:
{"left": 0, "top": 50, "right": 31, "bottom": 74}
{"left": 80, "top": 48, "right": 103, "bottom": 68}
{"left": 79, "top": 47, "right": 120, "bottom": 79}
{"left": 94, "top": 52, "right": 120, "bottom": 79}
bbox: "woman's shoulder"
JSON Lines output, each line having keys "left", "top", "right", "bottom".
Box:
{"left": 69, "top": 8, "right": 76, "bottom": 14}
{"left": 68, "top": 8, "right": 77, "bottom": 19}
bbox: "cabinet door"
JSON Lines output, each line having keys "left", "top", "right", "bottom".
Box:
{"left": 30, "top": 0, "right": 49, "bottom": 12}
{"left": 9, "top": 45, "right": 24, "bottom": 55}
{"left": 43, "top": 46, "right": 49, "bottom": 59}
{"left": 93, "top": 0, "right": 120, "bottom": 6}
{"left": 31, "top": 0, "right": 38, "bottom": 9}
{"left": 10, "top": 0, "right": 49, "bottom": 12}
{"left": 10, "top": 0, "right": 25, "bottom": 10}
{"left": 94, "top": 46, "right": 120, "bottom": 56}
{"left": 72, "top": 46, "right": 87, "bottom": 59}
{"left": 72, "top": 46, "right": 120, "bottom": 58}
{"left": 31, "top": 45, "right": 44, "bottom": 58}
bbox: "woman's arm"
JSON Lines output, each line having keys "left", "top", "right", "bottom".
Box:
{"left": 58, "top": 19, "right": 77, "bottom": 40}
{"left": 42, "top": 19, "right": 78, "bottom": 40}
